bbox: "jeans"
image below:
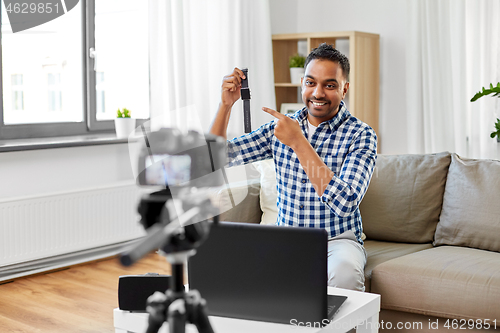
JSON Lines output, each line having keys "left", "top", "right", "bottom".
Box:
{"left": 327, "top": 230, "right": 367, "bottom": 291}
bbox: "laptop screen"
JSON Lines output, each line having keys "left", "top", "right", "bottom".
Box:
{"left": 187, "top": 222, "right": 328, "bottom": 324}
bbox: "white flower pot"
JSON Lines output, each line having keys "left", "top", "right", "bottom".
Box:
{"left": 114, "top": 118, "right": 136, "bottom": 139}
{"left": 290, "top": 67, "right": 305, "bottom": 84}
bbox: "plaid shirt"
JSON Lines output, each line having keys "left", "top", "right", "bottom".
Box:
{"left": 227, "top": 101, "right": 377, "bottom": 244}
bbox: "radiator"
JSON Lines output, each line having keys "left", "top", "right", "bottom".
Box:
{"left": 0, "top": 182, "right": 147, "bottom": 269}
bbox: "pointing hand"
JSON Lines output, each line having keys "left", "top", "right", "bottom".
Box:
{"left": 262, "top": 107, "right": 304, "bottom": 149}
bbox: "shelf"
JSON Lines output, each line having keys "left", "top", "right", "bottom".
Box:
{"left": 275, "top": 83, "right": 301, "bottom": 87}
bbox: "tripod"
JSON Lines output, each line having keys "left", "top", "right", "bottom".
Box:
{"left": 145, "top": 246, "right": 214, "bottom": 333}
{"left": 121, "top": 192, "right": 218, "bottom": 333}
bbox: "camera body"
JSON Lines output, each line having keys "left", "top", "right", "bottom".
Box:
{"left": 137, "top": 128, "right": 227, "bottom": 189}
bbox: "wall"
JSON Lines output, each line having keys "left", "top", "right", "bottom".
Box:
{"left": 0, "top": 143, "right": 147, "bottom": 277}
{"left": 0, "top": 140, "right": 253, "bottom": 203}
{"left": 269, "top": 0, "right": 408, "bottom": 154}
{"left": 0, "top": 144, "right": 135, "bottom": 200}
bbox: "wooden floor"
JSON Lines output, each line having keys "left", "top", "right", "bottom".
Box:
{"left": 0, "top": 252, "right": 172, "bottom": 333}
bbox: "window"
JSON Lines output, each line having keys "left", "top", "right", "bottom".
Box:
{"left": 93, "top": 1, "right": 149, "bottom": 123}
{"left": 0, "top": 0, "right": 150, "bottom": 139}
{"left": 47, "top": 73, "right": 62, "bottom": 112}
{"left": 96, "top": 71, "right": 105, "bottom": 114}
{"left": 11, "top": 74, "right": 23, "bottom": 111}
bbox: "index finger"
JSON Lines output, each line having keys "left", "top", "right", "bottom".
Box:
{"left": 262, "top": 107, "right": 286, "bottom": 119}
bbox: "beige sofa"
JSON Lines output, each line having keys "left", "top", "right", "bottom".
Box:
{"left": 216, "top": 152, "right": 500, "bottom": 331}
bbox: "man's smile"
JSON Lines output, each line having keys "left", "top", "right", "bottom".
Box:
{"left": 309, "top": 100, "right": 329, "bottom": 108}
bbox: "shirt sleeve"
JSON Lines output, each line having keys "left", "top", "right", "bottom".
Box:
{"left": 319, "top": 126, "right": 377, "bottom": 217}
{"left": 226, "top": 120, "right": 275, "bottom": 167}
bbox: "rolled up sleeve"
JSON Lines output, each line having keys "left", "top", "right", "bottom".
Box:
{"left": 319, "top": 128, "right": 377, "bottom": 217}
{"left": 226, "top": 121, "right": 275, "bottom": 167}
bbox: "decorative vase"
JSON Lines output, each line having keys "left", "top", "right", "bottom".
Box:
{"left": 289, "top": 67, "right": 305, "bottom": 84}
{"left": 114, "top": 118, "right": 136, "bottom": 139}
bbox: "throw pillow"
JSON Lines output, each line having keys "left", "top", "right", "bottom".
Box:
{"left": 360, "top": 152, "right": 451, "bottom": 243}
{"left": 434, "top": 154, "right": 500, "bottom": 252}
{"left": 253, "top": 159, "right": 278, "bottom": 225}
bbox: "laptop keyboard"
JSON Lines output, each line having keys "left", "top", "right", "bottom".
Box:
{"left": 327, "top": 295, "right": 347, "bottom": 320}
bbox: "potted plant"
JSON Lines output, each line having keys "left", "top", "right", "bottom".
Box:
{"left": 470, "top": 82, "right": 500, "bottom": 142}
{"left": 115, "top": 108, "right": 136, "bottom": 139}
{"left": 289, "top": 53, "right": 306, "bottom": 84}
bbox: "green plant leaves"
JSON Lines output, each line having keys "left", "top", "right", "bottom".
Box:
{"left": 470, "top": 82, "right": 500, "bottom": 102}
{"left": 491, "top": 118, "right": 500, "bottom": 139}
{"left": 470, "top": 85, "right": 500, "bottom": 140}
{"left": 289, "top": 53, "right": 306, "bottom": 68}
{"left": 116, "top": 108, "right": 131, "bottom": 118}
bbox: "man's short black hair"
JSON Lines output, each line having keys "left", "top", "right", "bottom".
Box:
{"left": 304, "top": 43, "right": 350, "bottom": 80}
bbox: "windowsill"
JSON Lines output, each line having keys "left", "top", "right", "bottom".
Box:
{"left": 0, "top": 132, "right": 143, "bottom": 153}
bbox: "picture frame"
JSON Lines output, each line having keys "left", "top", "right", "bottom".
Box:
{"left": 280, "top": 103, "right": 304, "bottom": 115}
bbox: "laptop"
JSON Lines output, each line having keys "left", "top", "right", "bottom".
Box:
{"left": 187, "top": 222, "right": 347, "bottom": 325}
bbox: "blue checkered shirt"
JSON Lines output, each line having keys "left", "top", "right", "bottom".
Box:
{"left": 227, "top": 101, "right": 377, "bottom": 244}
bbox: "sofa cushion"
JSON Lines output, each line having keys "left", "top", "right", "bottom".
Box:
{"left": 215, "top": 180, "right": 262, "bottom": 224}
{"left": 254, "top": 159, "right": 278, "bottom": 225}
{"left": 363, "top": 240, "right": 433, "bottom": 292}
{"left": 378, "top": 310, "right": 499, "bottom": 333}
{"left": 370, "top": 246, "right": 500, "bottom": 320}
{"left": 360, "top": 152, "right": 451, "bottom": 243}
{"left": 434, "top": 154, "right": 500, "bottom": 252}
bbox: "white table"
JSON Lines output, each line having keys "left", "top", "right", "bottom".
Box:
{"left": 114, "top": 286, "right": 381, "bottom": 333}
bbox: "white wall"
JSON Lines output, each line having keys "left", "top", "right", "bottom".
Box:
{"left": 0, "top": 144, "right": 135, "bottom": 200}
{"left": 0, "top": 140, "right": 253, "bottom": 201}
{"left": 269, "top": 0, "right": 408, "bottom": 154}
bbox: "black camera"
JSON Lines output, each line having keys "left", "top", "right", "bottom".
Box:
{"left": 137, "top": 128, "right": 227, "bottom": 189}
{"left": 135, "top": 128, "right": 226, "bottom": 230}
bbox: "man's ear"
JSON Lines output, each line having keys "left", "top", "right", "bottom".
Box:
{"left": 342, "top": 82, "right": 350, "bottom": 99}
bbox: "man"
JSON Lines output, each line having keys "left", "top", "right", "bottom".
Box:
{"left": 210, "top": 43, "right": 377, "bottom": 291}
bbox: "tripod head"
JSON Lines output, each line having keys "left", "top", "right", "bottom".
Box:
{"left": 120, "top": 187, "right": 219, "bottom": 267}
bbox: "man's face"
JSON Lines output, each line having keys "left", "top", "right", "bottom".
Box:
{"left": 301, "top": 59, "right": 349, "bottom": 126}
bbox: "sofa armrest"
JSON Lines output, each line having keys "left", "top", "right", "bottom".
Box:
{"left": 213, "top": 180, "right": 262, "bottom": 224}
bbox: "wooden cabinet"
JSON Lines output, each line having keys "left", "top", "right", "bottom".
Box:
{"left": 272, "top": 31, "right": 380, "bottom": 135}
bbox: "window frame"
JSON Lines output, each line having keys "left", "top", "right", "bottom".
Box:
{"left": 0, "top": 0, "right": 149, "bottom": 141}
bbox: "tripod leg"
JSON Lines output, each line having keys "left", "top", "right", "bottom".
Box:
{"left": 168, "top": 299, "right": 187, "bottom": 333}
{"left": 186, "top": 290, "right": 214, "bottom": 333}
{"left": 146, "top": 291, "right": 168, "bottom": 333}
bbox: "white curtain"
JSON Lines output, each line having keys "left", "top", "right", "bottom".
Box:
{"left": 148, "top": 0, "right": 276, "bottom": 138}
{"left": 407, "top": 0, "right": 500, "bottom": 159}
